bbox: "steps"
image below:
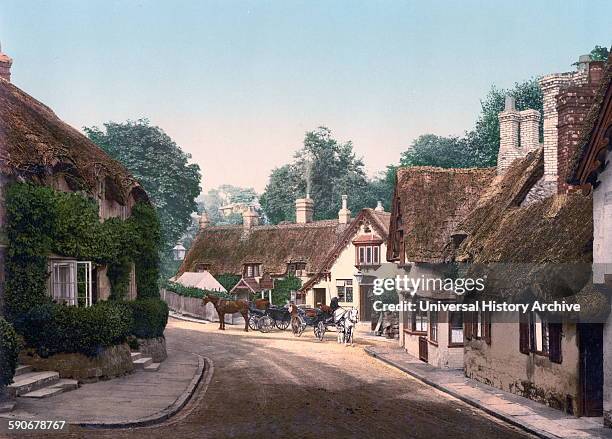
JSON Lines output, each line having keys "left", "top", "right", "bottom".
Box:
{"left": 7, "top": 367, "right": 80, "bottom": 400}
{"left": 131, "top": 351, "right": 159, "bottom": 372}
{"left": 144, "top": 363, "right": 160, "bottom": 372}
{"left": 7, "top": 371, "right": 60, "bottom": 397}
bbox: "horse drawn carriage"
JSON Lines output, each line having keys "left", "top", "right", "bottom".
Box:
{"left": 247, "top": 301, "right": 291, "bottom": 333}
{"left": 289, "top": 298, "right": 359, "bottom": 343}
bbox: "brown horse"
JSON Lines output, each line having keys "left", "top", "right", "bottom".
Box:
{"left": 203, "top": 295, "right": 249, "bottom": 331}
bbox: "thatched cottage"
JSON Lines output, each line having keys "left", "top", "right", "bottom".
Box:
{"left": 386, "top": 165, "right": 495, "bottom": 368}
{"left": 0, "top": 45, "right": 149, "bottom": 309}
{"left": 570, "top": 53, "right": 612, "bottom": 424}
{"left": 452, "top": 56, "right": 609, "bottom": 417}
{"left": 179, "top": 196, "right": 390, "bottom": 320}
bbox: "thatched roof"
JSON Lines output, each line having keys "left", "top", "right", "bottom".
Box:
{"left": 569, "top": 54, "right": 612, "bottom": 187}
{"left": 391, "top": 166, "right": 496, "bottom": 263}
{"left": 450, "top": 151, "right": 606, "bottom": 318}
{"left": 179, "top": 219, "right": 351, "bottom": 276}
{"left": 451, "top": 148, "right": 544, "bottom": 262}
{"left": 0, "top": 78, "right": 144, "bottom": 203}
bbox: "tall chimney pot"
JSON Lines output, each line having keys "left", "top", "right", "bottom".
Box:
{"left": 338, "top": 195, "right": 351, "bottom": 224}
{"left": 0, "top": 42, "right": 13, "bottom": 82}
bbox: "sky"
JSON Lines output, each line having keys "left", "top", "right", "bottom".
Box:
{"left": 1, "top": 1, "right": 610, "bottom": 193}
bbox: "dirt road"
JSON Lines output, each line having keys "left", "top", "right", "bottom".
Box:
{"left": 8, "top": 318, "right": 533, "bottom": 439}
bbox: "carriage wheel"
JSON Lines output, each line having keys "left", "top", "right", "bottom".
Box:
{"left": 315, "top": 321, "right": 326, "bottom": 341}
{"left": 248, "top": 315, "right": 260, "bottom": 331}
{"left": 258, "top": 316, "right": 274, "bottom": 333}
{"left": 275, "top": 318, "right": 291, "bottom": 330}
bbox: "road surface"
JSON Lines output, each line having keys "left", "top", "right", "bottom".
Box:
{"left": 7, "top": 318, "right": 533, "bottom": 439}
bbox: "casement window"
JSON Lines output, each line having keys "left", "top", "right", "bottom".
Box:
{"left": 465, "top": 310, "right": 491, "bottom": 344}
{"left": 449, "top": 311, "right": 464, "bottom": 346}
{"left": 243, "top": 263, "right": 262, "bottom": 278}
{"left": 411, "top": 308, "right": 428, "bottom": 333}
{"left": 336, "top": 279, "right": 354, "bottom": 302}
{"left": 49, "top": 260, "right": 92, "bottom": 307}
{"left": 429, "top": 311, "right": 438, "bottom": 342}
{"left": 519, "top": 312, "right": 562, "bottom": 363}
{"left": 287, "top": 262, "right": 306, "bottom": 276}
{"left": 356, "top": 245, "right": 381, "bottom": 266}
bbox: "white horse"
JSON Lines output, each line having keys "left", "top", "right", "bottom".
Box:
{"left": 333, "top": 307, "right": 347, "bottom": 344}
{"left": 343, "top": 308, "right": 359, "bottom": 346}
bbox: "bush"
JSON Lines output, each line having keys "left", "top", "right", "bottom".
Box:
{"left": 162, "top": 280, "right": 231, "bottom": 299}
{"left": 16, "top": 301, "right": 132, "bottom": 358}
{"left": 0, "top": 318, "right": 20, "bottom": 390}
{"left": 123, "top": 298, "right": 169, "bottom": 339}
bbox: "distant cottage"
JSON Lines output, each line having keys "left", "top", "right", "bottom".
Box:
{"left": 179, "top": 195, "right": 390, "bottom": 321}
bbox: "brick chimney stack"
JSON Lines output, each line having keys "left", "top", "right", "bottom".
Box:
{"left": 0, "top": 42, "right": 13, "bottom": 82}
{"left": 497, "top": 96, "right": 520, "bottom": 174}
{"left": 519, "top": 109, "right": 541, "bottom": 153}
{"left": 242, "top": 206, "right": 260, "bottom": 230}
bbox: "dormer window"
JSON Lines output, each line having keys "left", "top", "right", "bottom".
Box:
{"left": 195, "top": 263, "right": 210, "bottom": 273}
{"left": 243, "top": 263, "right": 262, "bottom": 278}
{"left": 287, "top": 262, "right": 306, "bottom": 276}
{"left": 353, "top": 233, "right": 383, "bottom": 267}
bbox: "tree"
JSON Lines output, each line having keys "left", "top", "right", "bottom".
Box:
{"left": 260, "top": 127, "right": 389, "bottom": 224}
{"left": 201, "top": 184, "right": 259, "bottom": 226}
{"left": 587, "top": 45, "right": 609, "bottom": 62}
{"left": 85, "top": 119, "right": 201, "bottom": 275}
{"left": 398, "top": 79, "right": 543, "bottom": 169}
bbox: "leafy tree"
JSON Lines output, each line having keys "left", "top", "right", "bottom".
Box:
{"left": 261, "top": 127, "right": 389, "bottom": 224}
{"left": 400, "top": 135, "right": 475, "bottom": 168}
{"left": 399, "top": 79, "right": 543, "bottom": 169}
{"left": 85, "top": 119, "right": 201, "bottom": 255}
{"left": 201, "top": 185, "right": 259, "bottom": 226}
{"left": 588, "top": 45, "right": 609, "bottom": 62}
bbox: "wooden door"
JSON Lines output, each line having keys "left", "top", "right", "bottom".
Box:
{"left": 419, "top": 336, "right": 428, "bottom": 362}
{"left": 580, "top": 323, "right": 603, "bottom": 416}
{"left": 314, "top": 288, "right": 326, "bottom": 307}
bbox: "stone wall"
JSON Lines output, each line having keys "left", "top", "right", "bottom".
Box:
{"left": 161, "top": 289, "right": 245, "bottom": 325}
{"left": 464, "top": 316, "right": 581, "bottom": 415}
{"left": 136, "top": 336, "right": 167, "bottom": 363}
{"left": 20, "top": 343, "right": 134, "bottom": 382}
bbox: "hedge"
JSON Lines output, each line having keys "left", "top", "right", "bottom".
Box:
{"left": 122, "top": 298, "right": 169, "bottom": 339}
{"left": 0, "top": 318, "right": 20, "bottom": 390}
{"left": 162, "top": 280, "right": 232, "bottom": 299}
{"left": 16, "top": 301, "right": 133, "bottom": 358}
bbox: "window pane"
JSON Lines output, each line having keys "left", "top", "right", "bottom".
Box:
{"left": 346, "top": 286, "right": 353, "bottom": 302}
{"left": 374, "top": 246, "right": 379, "bottom": 264}
{"left": 366, "top": 247, "right": 372, "bottom": 264}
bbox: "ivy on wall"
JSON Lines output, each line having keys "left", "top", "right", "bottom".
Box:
{"left": 3, "top": 183, "right": 161, "bottom": 321}
{"left": 270, "top": 276, "right": 301, "bottom": 306}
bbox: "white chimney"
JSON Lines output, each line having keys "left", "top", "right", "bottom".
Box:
{"left": 374, "top": 201, "right": 385, "bottom": 212}
{"left": 338, "top": 195, "right": 351, "bottom": 224}
{"left": 497, "top": 96, "right": 520, "bottom": 174}
{"left": 295, "top": 198, "right": 314, "bottom": 224}
{"left": 519, "top": 109, "right": 540, "bottom": 153}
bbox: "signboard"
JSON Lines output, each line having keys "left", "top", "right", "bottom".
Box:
{"left": 259, "top": 272, "right": 274, "bottom": 290}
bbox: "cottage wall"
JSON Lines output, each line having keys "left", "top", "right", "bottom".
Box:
{"left": 464, "top": 314, "right": 581, "bottom": 414}
{"left": 403, "top": 318, "right": 463, "bottom": 369}
{"left": 594, "top": 163, "right": 612, "bottom": 424}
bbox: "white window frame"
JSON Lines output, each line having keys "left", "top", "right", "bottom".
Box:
{"left": 50, "top": 260, "right": 92, "bottom": 307}
{"left": 336, "top": 279, "right": 354, "bottom": 302}
{"left": 357, "top": 245, "right": 381, "bottom": 266}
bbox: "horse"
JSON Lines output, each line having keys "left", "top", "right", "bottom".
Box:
{"left": 202, "top": 294, "right": 249, "bottom": 331}
{"left": 343, "top": 308, "right": 359, "bottom": 346}
{"left": 333, "top": 307, "right": 348, "bottom": 344}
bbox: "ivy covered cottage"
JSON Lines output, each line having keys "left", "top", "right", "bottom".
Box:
{"left": 178, "top": 195, "right": 390, "bottom": 321}
{"left": 451, "top": 55, "right": 609, "bottom": 417}
{"left": 0, "top": 44, "right": 168, "bottom": 392}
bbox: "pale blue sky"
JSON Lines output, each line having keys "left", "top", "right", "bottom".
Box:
{"left": 1, "top": 1, "right": 610, "bottom": 192}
